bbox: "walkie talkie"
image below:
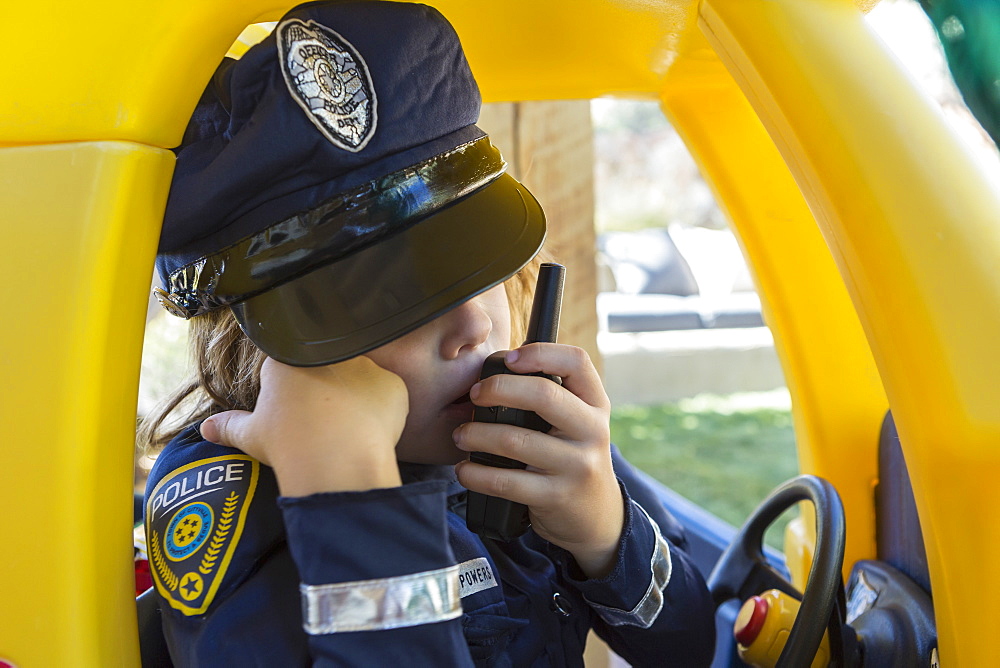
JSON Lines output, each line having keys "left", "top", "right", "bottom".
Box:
{"left": 466, "top": 262, "right": 566, "bottom": 541}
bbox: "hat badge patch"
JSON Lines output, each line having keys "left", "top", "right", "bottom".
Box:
{"left": 277, "top": 18, "right": 377, "bottom": 153}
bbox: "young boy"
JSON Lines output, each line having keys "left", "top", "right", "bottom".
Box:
{"left": 143, "top": 2, "right": 715, "bottom": 665}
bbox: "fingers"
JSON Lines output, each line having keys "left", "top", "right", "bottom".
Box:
{"left": 454, "top": 416, "right": 610, "bottom": 492}
{"left": 455, "top": 459, "right": 561, "bottom": 508}
{"left": 200, "top": 410, "right": 254, "bottom": 451}
{"left": 503, "top": 343, "right": 609, "bottom": 410}
{"left": 453, "top": 421, "right": 572, "bottom": 471}
{"left": 455, "top": 449, "right": 610, "bottom": 512}
{"left": 470, "top": 373, "right": 608, "bottom": 443}
{"left": 468, "top": 343, "right": 609, "bottom": 442}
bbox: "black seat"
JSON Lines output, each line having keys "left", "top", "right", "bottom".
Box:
{"left": 135, "top": 493, "right": 173, "bottom": 667}
{"left": 137, "top": 587, "right": 173, "bottom": 667}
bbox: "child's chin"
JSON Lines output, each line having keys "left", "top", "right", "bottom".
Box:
{"left": 430, "top": 447, "right": 468, "bottom": 466}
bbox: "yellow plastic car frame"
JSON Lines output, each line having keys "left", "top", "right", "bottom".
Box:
{"left": 1, "top": 0, "right": 998, "bottom": 665}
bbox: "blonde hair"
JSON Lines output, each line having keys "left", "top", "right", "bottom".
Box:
{"left": 138, "top": 252, "right": 547, "bottom": 454}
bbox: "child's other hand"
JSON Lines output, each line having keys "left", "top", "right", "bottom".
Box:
{"left": 201, "top": 356, "right": 407, "bottom": 497}
{"left": 453, "top": 343, "right": 625, "bottom": 579}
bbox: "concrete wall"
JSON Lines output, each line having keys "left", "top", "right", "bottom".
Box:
{"left": 600, "top": 327, "right": 786, "bottom": 405}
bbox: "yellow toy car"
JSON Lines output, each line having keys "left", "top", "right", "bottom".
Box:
{"left": 1, "top": 0, "right": 997, "bottom": 665}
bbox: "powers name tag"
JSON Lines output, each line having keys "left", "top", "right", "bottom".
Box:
{"left": 457, "top": 557, "right": 498, "bottom": 598}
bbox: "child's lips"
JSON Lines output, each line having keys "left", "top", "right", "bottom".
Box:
{"left": 445, "top": 358, "right": 488, "bottom": 412}
{"left": 442, "top": 393, "right": 475, "bottom": 421}
{"left": 443, "top": 383, "right": 476, "bottom": 420}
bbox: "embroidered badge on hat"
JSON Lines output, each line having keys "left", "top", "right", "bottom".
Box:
{"left": 145, "top": 455, "right": 259, "bottom": 615}
{"left": 277, "top": 17, "right": 378, "bottom": 152}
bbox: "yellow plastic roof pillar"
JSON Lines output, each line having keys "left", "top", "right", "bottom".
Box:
{"left": 660, "top": 56, "right": 887, "bottom": 581}
{"left": 0, "top": 1, "right": 295, "bottom": 664}
{"left": 0, "top": 143, "right": 173, "bottom": 666}
{"left": 699, "top": 0, "right": 1000, "bottom": 663}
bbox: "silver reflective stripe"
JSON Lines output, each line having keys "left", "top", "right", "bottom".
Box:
{"left": 587, "top": 502, "right": 673, "bottom": 628}
{"left": 300, "top": 564, "right": 462, "bottom": 634}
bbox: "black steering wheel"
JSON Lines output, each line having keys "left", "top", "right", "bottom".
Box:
{"left": 707, "top": 475, "right": 846, "bottom": 668}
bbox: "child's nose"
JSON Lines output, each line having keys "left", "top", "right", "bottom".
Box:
{"left": 439, "top": 296, "right": 493, "bottom": 360}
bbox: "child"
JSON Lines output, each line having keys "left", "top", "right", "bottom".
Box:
{"left": 142, "top": 2, "right": 715, "bottom": 665}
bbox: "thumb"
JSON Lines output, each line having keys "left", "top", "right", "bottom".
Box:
{"left": 200, "top": 410, "right": 253, "bottom": 449}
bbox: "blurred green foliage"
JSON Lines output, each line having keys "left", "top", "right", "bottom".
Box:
{"left": 612, "top": 396, "right": 799, "bottom": 548}
{"left": 920, "top": 0, "right": 1000, "bottom": 145}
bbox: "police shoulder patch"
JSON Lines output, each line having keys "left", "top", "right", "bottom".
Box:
{"left": 277, "top": 17, "right": 378, "bottom": 152}
{"left": 145, "top": 455, "right": 259, "bottom": 615}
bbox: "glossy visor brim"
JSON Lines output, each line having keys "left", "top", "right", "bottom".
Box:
{"left": 231, "top": 172, "right": 545, "bottom": 366}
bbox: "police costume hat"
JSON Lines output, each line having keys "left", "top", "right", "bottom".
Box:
{"left": 155, "top": 1, "right": 545, "bottom": 366}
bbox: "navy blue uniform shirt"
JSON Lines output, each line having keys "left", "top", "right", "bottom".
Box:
{"left": 144, "top": 424, "right": 714, "bottom": 666}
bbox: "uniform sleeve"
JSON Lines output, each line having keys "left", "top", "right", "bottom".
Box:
{"left": 550, "top": 447, "right": 716, "bottom": 667}
{"left": 277, "top": 481, "right": 475, "bottom": 666}
{"left": 145, "top": 428, "right": 476, "bottom": 667}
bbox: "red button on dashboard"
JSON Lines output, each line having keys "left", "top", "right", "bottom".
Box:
{"left": 734, "top": 595, "right": 770, "bottom": 646}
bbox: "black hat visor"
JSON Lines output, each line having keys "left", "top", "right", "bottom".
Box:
{"left": 231, "top": 173, "right": 545, "bottom": 366}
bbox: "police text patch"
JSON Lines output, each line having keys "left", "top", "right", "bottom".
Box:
{"left": 146, "top": 455, "right": 259, "bottom": 615}
{"left": 457, "top": 557, "right": 498, "bottom": 598}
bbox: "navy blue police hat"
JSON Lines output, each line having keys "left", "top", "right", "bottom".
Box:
{"left": 155, "top": 0, "right": 545, "bottom": 366}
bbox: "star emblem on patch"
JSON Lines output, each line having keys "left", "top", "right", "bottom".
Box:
{"left": 179, "top": 572, "right": 205, "bottom": 601}
{"left": 277, "top": 18, "right": 378, "bottom": 152}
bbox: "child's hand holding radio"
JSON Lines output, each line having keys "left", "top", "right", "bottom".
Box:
{"left": 200, "top": 356, "right": 408, "bottom": 497}
{"left": 454, "top": 342, "right": 625, "bottom": 580}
